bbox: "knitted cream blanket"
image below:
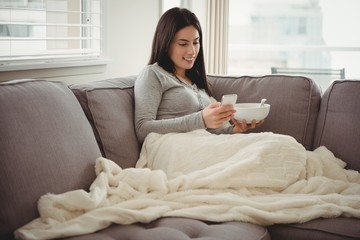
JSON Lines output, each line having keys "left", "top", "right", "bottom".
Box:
{"left": 15, "top": 130, "right": 360, "bottom": 240}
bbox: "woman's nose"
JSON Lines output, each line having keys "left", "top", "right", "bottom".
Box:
{"left": 188, "top": 44, "right": 196, "bottom": 55}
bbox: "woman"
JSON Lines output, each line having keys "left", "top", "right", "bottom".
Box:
{"left": 134, "top": 7, "right": 262, "bottom": 143}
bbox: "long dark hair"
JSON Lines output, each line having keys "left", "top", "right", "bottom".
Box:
{"left": 148, "top": 7, "right": 211, "bottom": 95}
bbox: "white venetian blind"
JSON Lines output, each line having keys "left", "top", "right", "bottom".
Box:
{"left": 0, "top": 0, "right": 102, "bottom": 66}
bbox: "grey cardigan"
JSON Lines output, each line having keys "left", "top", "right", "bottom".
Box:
{"left": 134, "top": 63, "right": 233, "bottom": 143}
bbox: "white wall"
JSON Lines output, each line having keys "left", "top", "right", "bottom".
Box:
{"left": 102, "top": 0, "right": 160, "bottom": 80}
{"left": 0, "top": 0, "right": 160, "bottom": 84}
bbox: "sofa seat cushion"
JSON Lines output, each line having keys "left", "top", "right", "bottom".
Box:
{"left": 70, "top": 76, "right": 140, "bottom": 168}
{"left": 313, "top": 80, "right": 360, "bottom": 171}
{"left": 208, "top": 75, "right": 321, "bottom": 150}
{"left": 268, "top": 217, "right": 360, "bottom": 240}
{"left": 0, "top": 79, "right": 102, "bottom": 240}
{"left": 62, "top": 218, "right": 270, "bottom": 240}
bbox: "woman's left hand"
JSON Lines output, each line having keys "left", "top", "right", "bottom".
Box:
{"left": 232, "top": 118, "right": 264, "bottom": 133}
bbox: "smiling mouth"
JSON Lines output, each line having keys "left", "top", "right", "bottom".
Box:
{"left": 184, "top": 57, "right": 195, "bottom": 61}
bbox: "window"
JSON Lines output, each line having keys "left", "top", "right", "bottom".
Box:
{"left": 0, "top": 0, "right": 103, "bottom": 71}
{"left": 228, "top": 0, "right": 360, "bottom": 90}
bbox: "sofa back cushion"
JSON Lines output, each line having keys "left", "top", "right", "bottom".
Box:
{"left": 0, "top": 79, "right": 102, "bottom": 239}
{"left": 70, "top": 76, "right": 141, "bottom": 169}
{"left": 209, "top": 75, "right": 321, "bottom": 149}
{"left": 313, "top": 80, "right": 360, "bottom": 171}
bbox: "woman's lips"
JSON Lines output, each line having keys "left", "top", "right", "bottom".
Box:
{"left": 184, "top": 57, "right": 195, "bottom": 62}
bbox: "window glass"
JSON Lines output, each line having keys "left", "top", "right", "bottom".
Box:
{"left": 0, "top": 0, "right": 102, "bottom": 68}
{"left": 228, "top": 0, "right": 360, "bottom": 90}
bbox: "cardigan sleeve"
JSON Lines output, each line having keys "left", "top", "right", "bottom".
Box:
{"left": 134, "top": 66, "right": 206, "bottom": 143}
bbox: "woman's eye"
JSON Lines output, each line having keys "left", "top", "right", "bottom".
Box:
{"left": 178, "top": 42, "right": 199, "bottom": 47}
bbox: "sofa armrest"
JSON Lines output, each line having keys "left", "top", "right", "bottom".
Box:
{"left": 313, "top": 80, "right": 360, "bottom": 171}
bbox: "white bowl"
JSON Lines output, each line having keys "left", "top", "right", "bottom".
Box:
{"left": 234, "top": 103, "right": 270, "bottom": 123}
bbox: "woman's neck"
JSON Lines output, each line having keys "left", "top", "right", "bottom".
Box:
{"left": 175, "top": 71, "right": 186, "bottom": 78}
{"left": 175, "top": 71, "right": 193, "bottom": 85}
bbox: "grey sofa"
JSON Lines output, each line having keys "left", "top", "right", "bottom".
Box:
{"left": 0, "top": 74, "right": 359, "bottom": 240}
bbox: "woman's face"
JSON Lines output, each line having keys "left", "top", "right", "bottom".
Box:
{"left": 169, "top": 25, "right": 200, "bottom": 75}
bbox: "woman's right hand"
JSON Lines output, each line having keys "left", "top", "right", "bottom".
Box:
{"left": 201, "top": 102, "right": 235, "bottom": 128}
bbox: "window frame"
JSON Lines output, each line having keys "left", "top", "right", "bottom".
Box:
{"left": 0, "top": 0, "right": 108, "bottom": 72}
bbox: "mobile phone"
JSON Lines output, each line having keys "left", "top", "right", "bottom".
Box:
{"left": 221, "top": 94, "right": 238, "bottom": 106}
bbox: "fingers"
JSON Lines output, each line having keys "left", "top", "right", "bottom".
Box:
{"left": 232, "top": 118, "right": 265, "bottom": 133}
{"left": 209, "top": 101, "right": 221, "bottom": 108}
{"left": 219, "top": 104, "right": 236, "bottom": 117}
{"left": 257, "top": 120, "right": 265, "bottom": 126}
{"left": 209, "top": 102, "right": 235, "bottom": 119}
{"left": 202, "top": 103, "right": 236, "bottom": 128}
{"left": 204, "top": 102, "right": 258, "bottom": 129}
{"left": 214, "top": 103, "right": 236, "bottom": 121}
{"left": 232, "top": 118, "right": 247, "bottom": 133}
{"left": 248, "top": 119, "right": 257, "bottom": 129}
{"left": 247, "top": 119, "right": 266, "bottom": 129}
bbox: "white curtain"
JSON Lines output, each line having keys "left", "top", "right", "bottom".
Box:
{"left": 205, "top": 0, "right": 229, "bottom": 74}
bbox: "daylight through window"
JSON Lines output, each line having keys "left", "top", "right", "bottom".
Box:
{"left": 228, "top": 0, "right": 360, "bottom": 90}
{"left": 0, "top": 0, "right": 102, "bottom": 68}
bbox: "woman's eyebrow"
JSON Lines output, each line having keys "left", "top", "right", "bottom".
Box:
{"left": 177, "top": 37, "right": 200, "bottom": 42}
